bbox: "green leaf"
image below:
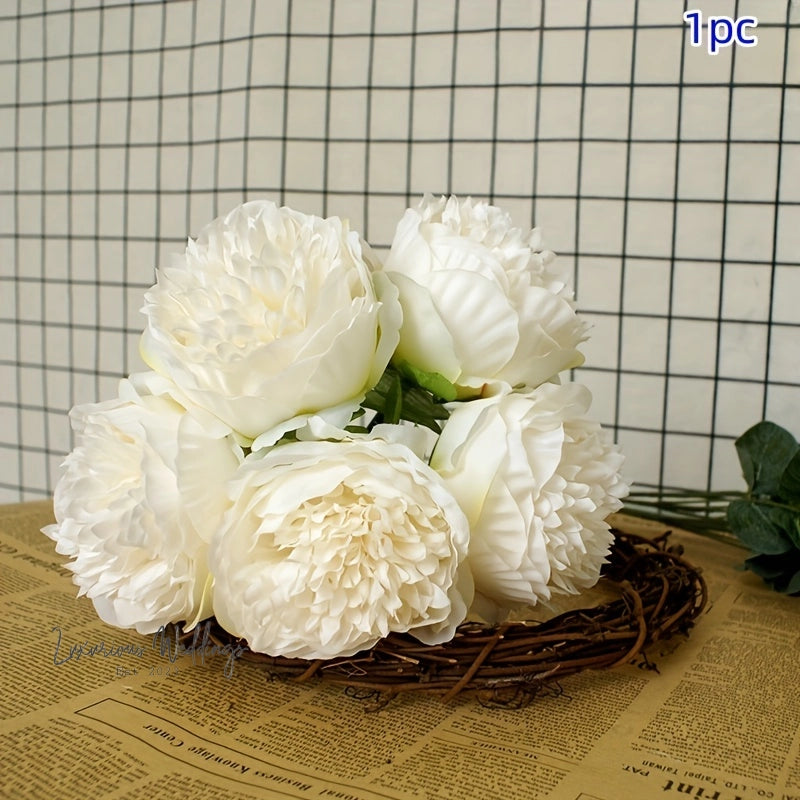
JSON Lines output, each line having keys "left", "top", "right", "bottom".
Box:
{"left": 395, "top": 360, "right": 458, "bottom": 402}
{"left": 362, "top": 366, "right": 451, "bottom": 433}
{"left": 743, "top": 553, "right": 787, "bottom": 581}
{"left": 787, "top": 514, "right": 800, "bottom": 550}
{"left": 343, "top": 425, "right": 369, "bottom": 435}
{"left": 402, "top": 386, "right": 449, "bottom": 419}
{"left": 735, "top": 421, "right": 799, "bottom": 496}
{"left": 783, "top": 569, "right": 800, "bottom": 595}
{"left": 393, "top": 389, "right": 448, "bottom": 433}
{"left": 727, "top": 499, "right": 795, "bottom": 554}
{"left": 383, "top": 371, "right": 403, "bottom": 424}
{"left": 781, "top": 570, "right": 800, "bottom": 594}
{"left": 778, "top": 450, "right": 800, "bottom": 504}
{"left": 363, "top": 370, "right": 393, "bottom": 409}
{"left": 744, "top": 553, "right": 800, "bottom": 594}
{"left": 361, "top": 365, "right": 453, "bottom": 433}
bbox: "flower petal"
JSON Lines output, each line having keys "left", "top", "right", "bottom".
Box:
{"left": 385, "top": 271, "right": 461, "bottom": 381}
{"left": 210, "top": 439, "right": 471, "bottom": 659}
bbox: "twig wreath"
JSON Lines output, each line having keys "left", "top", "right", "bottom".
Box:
{"left": 180, "top": 529, "right": 707, "bottom": 709}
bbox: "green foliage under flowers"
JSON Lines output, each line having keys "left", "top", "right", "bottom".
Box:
{"left": 624, "top": 421, "right": 800, "bottom": 595}
{"left": 362, "top": 364, "right": 454, "bottom": 433}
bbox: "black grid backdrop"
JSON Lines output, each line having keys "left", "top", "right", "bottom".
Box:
{"left": 1, "top": 0, "right": 799, "bottom": 502}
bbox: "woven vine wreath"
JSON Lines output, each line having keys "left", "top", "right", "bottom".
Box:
{"left": 179, "top": 530, "right": 706, "bottom": 709}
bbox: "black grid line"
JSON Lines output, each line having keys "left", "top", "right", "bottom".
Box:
{"left": 210, "top": 1, "right": 224, "bottom": 221}
{"left": 363, "top": 0, "right": 377, "bottom": 238}
{"left": 571, "top": 1, "right": 593, "bottom": 303}
{"left": 2, "top": 0, "right": 799, "bottom": 501}
{"left": 657, "top": 0, "right": 690, "bottom": 493}
{"left": 184, "top": 0, "right": 197, "bottom": 235}
{"left": 11, "top": 0, "right": 23, "bottom": 499}
{"left": 319, "top": 1, "right": 335, "bottom": 219}
{"left": 530, "top": 1, "right": 545, "bottom": 228}
{"left": 278, "top": 0, "right": 291, "bottom": 209}
{"left": 402, "top": 0, "right": 418, "bottom": 211}
{"left": 38, "top": 0, "right": 50, "bottom": 491}
{"left": 764, "top": 3, "right": 794, "bottom": 416}
{"left": 611, "top": 0, "right": 639, "bottom": 470}
{"left": 152, "top": 2, "right": 166, "bottom": 271}
{"left": 487, "top": 3, "right": 500, "bottom": 205}
{"left": 705, "top": 0, "right": 739, "bottom": 491}
{"left": 120, "top": 3, "right": 133, "bottom": 378}
{"left": 446, "top": 3, "right": 459, "bottom": 195}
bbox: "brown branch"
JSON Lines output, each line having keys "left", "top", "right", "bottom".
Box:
{"left": 178, "top": 530, "right": 708, "bottom": 705}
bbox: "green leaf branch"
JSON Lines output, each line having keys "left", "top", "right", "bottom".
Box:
{"left": 362, "top": 364, "right": 454, "bottom": 433}
{"left": 623, "top": 421, "right": 800, "bottom": 595}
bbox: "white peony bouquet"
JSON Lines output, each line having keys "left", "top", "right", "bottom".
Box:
{"left": 45, "top": 196, "right": 628, "bottom": 660}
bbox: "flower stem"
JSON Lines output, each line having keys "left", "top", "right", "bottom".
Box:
{"left": 622, "top": 487, "right": 747, "bottom": 549}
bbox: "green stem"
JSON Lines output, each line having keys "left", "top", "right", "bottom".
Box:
{"left": 626, "top": 488, "right": 744, "bottom": 502}
{"left": 621, "top": 487, "right": 743, "bottom": 545}
{"left": 620, "top": 503, "right": 744, "bottom": 548}
{"left": 738, "top": 496, "right": 800, "bottom": 514}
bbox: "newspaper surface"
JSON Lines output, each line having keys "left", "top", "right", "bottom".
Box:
{"left": 1, "top": 500, "right": 798, "bottom": 800}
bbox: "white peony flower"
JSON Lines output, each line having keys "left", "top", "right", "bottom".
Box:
{"left": 209, "top": 438, "right": 473, "bottom": 660}
{"left": 384, "top": 194, "right": 588, "bottom": 395}
{"left": 140, "top": 200, "right": 401, "bottom": 441}
{"left": 430, "top": 383, "right": 628, "bottom": 618}
{"left": 43, "top": 374, "right": 243, "bottom": 635}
